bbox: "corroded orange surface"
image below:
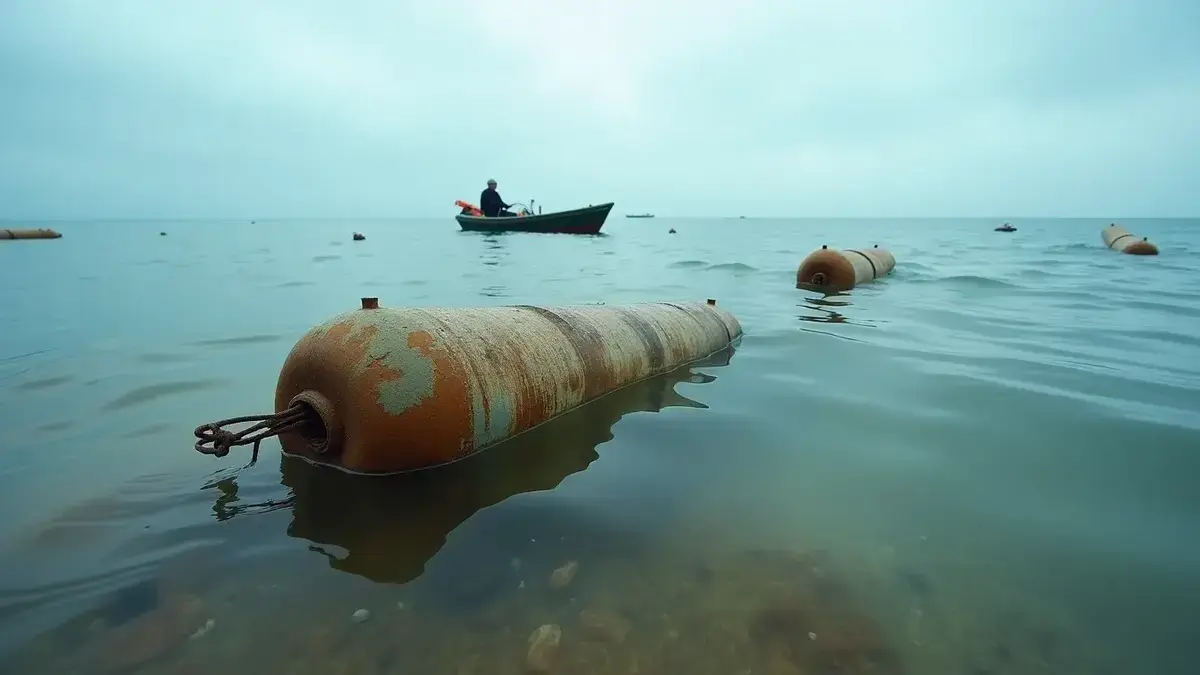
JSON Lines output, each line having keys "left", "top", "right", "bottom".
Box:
{"left": 797, "top": 246, "right": 895, "bottom": 291}
{"left": 274, "top": 301, "right": 743, "bottom": 473}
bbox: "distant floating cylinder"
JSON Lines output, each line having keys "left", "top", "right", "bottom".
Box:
{"left": 796, "top": 245, "right": 895, "bottom": 291}
{"left": 1102, "top": 224, "right": 1158, "bottom": 256}
{"left": 274, "top": 299, "right": 743, "bottom": 473}
{"left": 0, "top": 228, "right": 62, "bottom": 240}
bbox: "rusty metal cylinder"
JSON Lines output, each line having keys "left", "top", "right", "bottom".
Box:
{"left": 1102, "top": 224, "right": 1158, "bottom": 255}
{"left": 796, "top": 245, "right": 895, "bottom": 291}
{"left": 273, "top": 299, "right": 743, "bottom": 474}
{"left": 0, "top": 228, "right": 62, "bottom": 240}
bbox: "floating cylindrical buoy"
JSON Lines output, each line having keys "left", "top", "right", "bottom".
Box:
{"left": 1102, "top": 224, "right": 1158, "bottom": 255}
{"left": 1, "top": 228, "right": 62, "bottom": 240}
{"left": 195, "top": 298, "right": 742, "bottom": 474}
{"left": 796, "top": 245, "right": 895, "bottom": 291}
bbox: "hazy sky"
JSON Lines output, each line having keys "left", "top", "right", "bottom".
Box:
{"left": 1, "top": 0, "right": 1197, "bottom": 218}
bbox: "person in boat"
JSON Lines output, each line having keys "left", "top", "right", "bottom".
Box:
{"left": 480, "top": 179, "right": 517, "bottom": 217}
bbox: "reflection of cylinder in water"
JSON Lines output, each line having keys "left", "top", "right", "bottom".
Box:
{"left": 799, "top": 295, "right": 849, "bottom": 324}
{"left": 1102, "top": 224, "right": 1158, "bottom": 256}
{"left": 273, "top": 348, "right": 732, "bottom": 585}
{"left": 796, "top": 245, "right": 895, "bottom": 292}
{"left": 0, "top": 228, "right": 62, "bottom": 240}
{"left": 273, "top": 297, "right": 744, "bottom": 474}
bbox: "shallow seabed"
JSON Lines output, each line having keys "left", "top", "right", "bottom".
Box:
{"left": 1, "top": 217, "right": 1198, "bottom": 674}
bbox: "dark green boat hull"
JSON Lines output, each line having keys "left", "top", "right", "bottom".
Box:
{"left": 456, "top": 202, "right": 614, "bottom": 234}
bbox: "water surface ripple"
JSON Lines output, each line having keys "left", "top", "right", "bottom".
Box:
{"left": 1, "top": 217, "right": 1198, "bottom": 674}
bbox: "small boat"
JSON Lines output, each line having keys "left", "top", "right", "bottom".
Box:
{"left": 456, "top": 202, "right": 615, "bottom": 235}
{"left": 626, "top": 213, "right": 655, "bottom": 219}
{"left": 995, "top": 222, "right": 1017, "bottom": 232}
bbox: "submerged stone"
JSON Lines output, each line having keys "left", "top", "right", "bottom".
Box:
{"left": 526, "top": 624, "right": 562, "bottom": 672}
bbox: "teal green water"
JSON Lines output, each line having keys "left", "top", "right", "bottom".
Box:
{"left": 1, "top": 218, "right": 1198, "bottom": 674}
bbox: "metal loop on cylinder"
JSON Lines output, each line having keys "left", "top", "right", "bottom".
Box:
{"left": 287, "top": 390, "right": 343, "bottom": 456}
{"left": 810, "top": 272, "right": 828, "bottom": 285}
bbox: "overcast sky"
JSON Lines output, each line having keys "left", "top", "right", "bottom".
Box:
{"left": 1, "top": 0, "right": 1197, "bottom": 218}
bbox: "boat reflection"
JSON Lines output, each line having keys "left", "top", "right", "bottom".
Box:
{"left": 211, "top": 347, "right": 735, "bottom": 585}
{"left": 477, "top": 236, "right": 511, "bottom": 296}
{"left": 480, "top": 235, "right": 507, "bottom": 267}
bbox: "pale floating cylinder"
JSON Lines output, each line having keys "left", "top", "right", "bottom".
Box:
{"left": 1102, "top": 224, "right": 1158, "bottom": 255}
{"left": 796, "top": 245, "right": 896, "bottom": 292}
{"left": 274, "top": 298, "right": 743, "bottom": 473}
{"left": 0, "top": 228, "right": 62, "bottom": 240}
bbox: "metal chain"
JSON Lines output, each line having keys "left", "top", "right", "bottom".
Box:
{"left": 193, "top": 402, "right": 312, "bottom": 463}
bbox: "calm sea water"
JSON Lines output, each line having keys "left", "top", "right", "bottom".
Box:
{"left": 1, "top": 217, "right": 1198, "bottom": 674}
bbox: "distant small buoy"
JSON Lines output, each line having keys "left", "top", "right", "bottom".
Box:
{"left": 160, "top": 232, "right": 167, "bottom": 236}
{"left": 1102, "top": 224, "right": 1158, "bottom": 255}
{"left": 796, "top": 244, "right": 895, "bottom": 292}
{"left": 1, "top": 228, "right": 63, "bottom": 240}
{"left": 353, "top": 232, "right": 366, "bottom": 241}
{"left": 668, "top": 228, "right": 677, "bottom": 234}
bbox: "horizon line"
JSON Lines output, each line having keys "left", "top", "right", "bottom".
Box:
{"left": 2, "top": 215, "right": 1197, "bottom": 223}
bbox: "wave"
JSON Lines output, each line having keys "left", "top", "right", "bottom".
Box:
{"left": 910, "top": 275, "right": 1019, "bottom": 289}
{"left": 667, "top": 260, "right": 759, "bottom": 273}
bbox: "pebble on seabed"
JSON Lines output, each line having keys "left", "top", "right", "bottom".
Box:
{"left": 526, "top": 624, "right": 562, "bottom": 673}
{"left": 351, "top": 609, "right": 370, "bottom": 623}
{"left": 190, "top": 618, "right": 216, "bottom": 639}
{"left": 549, "top": 561, "right": 579, "bottom": 589}
{"left": 579, "top": 608, "right": 632, "bottom": 644}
